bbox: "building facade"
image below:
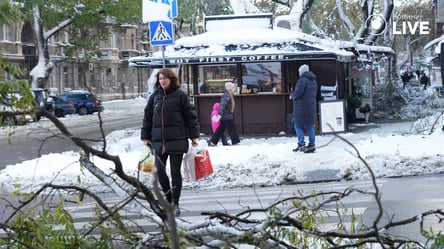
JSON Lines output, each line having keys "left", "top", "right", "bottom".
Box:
{"left": 1, "top": 21, "right": 152, "bottom": 100}
{"left": 436, "top": 0, "right": 444, "bottom": 36}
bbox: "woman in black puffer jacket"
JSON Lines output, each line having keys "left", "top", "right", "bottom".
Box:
{"left": 141, "top": 68, "right": 200, "bottom": 215}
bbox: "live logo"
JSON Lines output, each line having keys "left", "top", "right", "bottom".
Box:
{"left": 392, "top": 21, "right": 430, "bottom": 35}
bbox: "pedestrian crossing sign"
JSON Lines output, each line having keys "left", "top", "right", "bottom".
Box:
{"left": 149, "top": 20, "right": 174, "bottom": 46}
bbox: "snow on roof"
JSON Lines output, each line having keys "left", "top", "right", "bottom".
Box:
{"left": 204, "top": 13, "right": 273, "bottom": 32}
{"left": 424, "top": 35, "right": 444, "bottom": 52}
{"left": 129, "top": 14, "right": 393, "bottom": 67}
{"left": 434, "top": 40, "right": 444, "bottom": 55}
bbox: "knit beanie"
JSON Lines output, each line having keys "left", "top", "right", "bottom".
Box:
{"left": 299, "top": 64, "right": 309, "bottom": 74}
{"left": 225, "top": 82, "right": 235, "bottom": 90}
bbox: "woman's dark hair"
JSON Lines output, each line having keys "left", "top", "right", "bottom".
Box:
{"left": 155, "top": 68, "right": 180, "bottom": 89}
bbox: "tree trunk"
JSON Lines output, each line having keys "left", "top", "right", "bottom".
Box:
{"left": 29, "top": 5, "right": 52, "bottom": 90}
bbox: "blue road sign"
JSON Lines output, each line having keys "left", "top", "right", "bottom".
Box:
{"left": 149, "top": 20, "right": 174, "bottom": 46}
{"left": 150, "top": 0, "right": 177, "bottom": 18}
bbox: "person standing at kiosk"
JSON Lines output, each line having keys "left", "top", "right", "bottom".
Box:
{"left": 290, "top": 64, "right": 318, "bottom": 153}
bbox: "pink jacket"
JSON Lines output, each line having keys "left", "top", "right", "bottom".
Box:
{"left": 210, "top": 102, "right": 221, "bottom": 133}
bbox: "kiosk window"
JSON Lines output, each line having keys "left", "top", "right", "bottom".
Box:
{"left": 241, "top": 62, "right": 282, "bottom": 93}
{"left": 198, "top": 64, "right": 237, "bottom": 94}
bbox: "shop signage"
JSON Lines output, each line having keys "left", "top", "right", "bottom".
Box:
{"left": 319, "top": 100, "right": 346, "bottom": 135}
{"left": 159, "top": 53, "right": 347, "bottom": 64}
{"left": 130, "top": 52, "right": 353, "bottom": 67}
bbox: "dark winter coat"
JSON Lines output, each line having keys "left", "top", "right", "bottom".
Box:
{"left": 420, "top": 74, "right": 429, "bottom": 86}
{"left": 218, "top": 90, "right": 235, "bottom": 120}
{"left": 141, "top": 88, "right": 200, "bottom": 154}
{"left": 291, "top": 71, "right": 318, "bottom": 125}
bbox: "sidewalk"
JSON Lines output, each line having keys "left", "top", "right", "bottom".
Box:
{"left": 302, "top": 120, "right": 416, "bottom": 183}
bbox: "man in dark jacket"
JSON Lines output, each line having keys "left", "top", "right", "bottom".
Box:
{"left": 419, "top": 71, "right": 429, "bottom": 90}
{"left": 141, "top": 68, "right": 200, "bottom": 215}
{"left": 290, "top": 64, "right": 318, "bottom": 153}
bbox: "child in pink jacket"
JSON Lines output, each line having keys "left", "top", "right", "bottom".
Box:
{"left": 210, "top": 102, "right": 229, "bottom": 145}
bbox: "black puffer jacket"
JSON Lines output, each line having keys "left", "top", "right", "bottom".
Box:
{"left": 141, "top": 88, "right": 200, "bottom": 154}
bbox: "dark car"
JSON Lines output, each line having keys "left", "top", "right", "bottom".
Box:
{"left": 31, "top": 88, "right": 55, "bottom": 117}
{"left": 48, "top": 95, "right": 76, "bottom": 117}
{"left": 60, "top": 90, "right": 104, "bottom": 115}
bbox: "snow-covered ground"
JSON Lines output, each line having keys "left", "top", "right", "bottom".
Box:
{"left": 0, "top": 97, "right": 443, "bottom": 194}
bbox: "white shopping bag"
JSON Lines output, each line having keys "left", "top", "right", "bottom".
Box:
{"left": 183, "top": 147, "right": 197, "bottom": 181}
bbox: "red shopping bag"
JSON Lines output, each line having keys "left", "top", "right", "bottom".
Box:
{"left": 194, "top": 149, "right": 214, "bottom": 181}
{"left": 183, "top": 148, "right": 213, "bottom": 181}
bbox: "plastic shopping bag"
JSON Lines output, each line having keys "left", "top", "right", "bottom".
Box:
{"left": 183, "top": 148, "right": 197, "bottom": 181}
{"left": 194, "top": 149, "right": 214, "bottom": 180}
{"left": 183, "top": 148, "right": 214, "bottom": 181}
{"left": 138, "top": 146, "right": 154, "bottom": 173}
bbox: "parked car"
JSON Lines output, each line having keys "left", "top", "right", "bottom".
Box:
{"left": 48, "top": 95, "right": 76, "bottom": 117}
{"left": 0, "top": 88, "right": 59, "bottom": 126}
{"left": 60, "top": 90, "right": 104, "bottom": 115}
{"left": 0, "top": 96, "right": 33, "bottom": 126}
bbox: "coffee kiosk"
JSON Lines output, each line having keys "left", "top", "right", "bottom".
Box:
{"left": 130, "top": 14, "right": 393, "bottom": 135}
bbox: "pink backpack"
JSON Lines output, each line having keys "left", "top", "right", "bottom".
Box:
{"left": 210, "top": 102, "right": 221, "bottom": 133}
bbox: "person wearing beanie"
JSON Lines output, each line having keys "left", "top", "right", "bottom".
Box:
{"left": 208, "top": 82, "right": 240, "bottom": 146}
{"left": 290, "top": 64, "right": 317, "bottom": 153}
{"left": 298, "top": 64, "right": 309, "bottom": 74}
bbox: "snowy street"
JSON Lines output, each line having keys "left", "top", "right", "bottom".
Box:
{"left": 0, "top": 97, "right": 443, "bottom": 194}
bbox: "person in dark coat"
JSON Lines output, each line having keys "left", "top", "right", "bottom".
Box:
{"left": 290, "top": 64, "right": 318, "bottom": 153}
{"left": 208, "top": 82, "right": 240, "bottom": 146}
{"left": 401, "top": 71, "right": 410, "bottom": 89}
{"left": 141, "top": 68, "right": 200, "bottom": 215}
{"left": 419, "top": 71, "right": 430, "bottom": 90}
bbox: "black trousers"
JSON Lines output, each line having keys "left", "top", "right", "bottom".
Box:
{"left": 154, "top": 152, "right": 184, "bottom": 205}
{"left": 210, "top": 119, "right": 240, "bottom": 145}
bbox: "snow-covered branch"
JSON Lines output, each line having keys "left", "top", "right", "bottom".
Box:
{"left": 336, "top": 0, "right": 355, "bottom": 39}
{"left": 229, "top": 0, "right": 261, "bottom": 14}
{"left": 44, "top": 19, "right": 73, "bottom": 40}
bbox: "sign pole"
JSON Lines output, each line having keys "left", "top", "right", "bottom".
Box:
{"left": 441, "top": 43, "right": 444, "bottom": 95}
{"left": 161, "top": 45, "right": 166, "bottom": 68}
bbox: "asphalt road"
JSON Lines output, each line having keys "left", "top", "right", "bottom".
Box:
{"left": 0, "top": 112, "right": 142, "bottom": 169}
{"left": 41, "top": 174, "right": 444, "bottom": 246}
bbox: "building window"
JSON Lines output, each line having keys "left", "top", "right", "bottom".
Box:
{"left": 2, "top": 24, "right": 10, "bottom": 41}
{"left": 111, "top": 32, "right": 116, "bottom": 48}
{"left": 131, "top": 33, "right": 135, "bottom": 50}
{"left": 63, "top": 67, "right": 69, "bottom": 90}
{"left": 198, "top": 64, "right": 237, "bottom": 94}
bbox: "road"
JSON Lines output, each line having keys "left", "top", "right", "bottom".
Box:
{"left": 0, "top": 104, "right": 143, "bottom": 169}
{"left": 60, "top": 174, "right": 444, "bottom": 245}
